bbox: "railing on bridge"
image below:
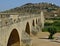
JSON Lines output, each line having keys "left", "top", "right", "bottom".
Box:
{"left": 0, "top": 13, "right": 40, "bottom": 27}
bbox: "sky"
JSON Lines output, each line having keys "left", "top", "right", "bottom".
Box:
{"left": 0, "top": 0, "right": 60, "bottom": 11}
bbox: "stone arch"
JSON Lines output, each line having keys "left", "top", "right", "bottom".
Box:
{"left": 25, "top": 22, "right": 30, "bottom": 35}
{"left": 7, "top": 29, "right": 20, "bottom": 46}
{"left": 32, "top": 20, "right": 35, "bottom": 26}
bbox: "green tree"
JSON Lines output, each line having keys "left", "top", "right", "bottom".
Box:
{"left": 48, "top": 27, "right": 57, "bottom": 39}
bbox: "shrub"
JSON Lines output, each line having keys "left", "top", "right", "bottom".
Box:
{"left": 44, "top": 22, "right": 53, "bottom": 26}
{"left": 54, "top": 21, "right": 60, "bottom": 26}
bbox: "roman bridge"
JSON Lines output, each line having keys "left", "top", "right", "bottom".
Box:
{"left": 0, "top": 11, "right": 45, "bottom": 46}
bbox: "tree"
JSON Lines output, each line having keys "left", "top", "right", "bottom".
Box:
{"left": 48, "top": 27, "right": 57, "bottom": 39}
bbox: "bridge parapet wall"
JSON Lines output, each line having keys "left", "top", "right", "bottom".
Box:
{"left": 0, "top": 14, "right": 40, "bottom": 28}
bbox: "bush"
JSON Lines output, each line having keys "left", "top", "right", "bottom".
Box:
{"left": 44, "top": 22, "right": 53, "bottom": 26}
{"left": 54, "top": 21, "right": 60, "bottom": 26}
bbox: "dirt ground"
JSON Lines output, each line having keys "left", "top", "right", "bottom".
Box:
{"left": 31, "top": 32, "right": 60, "bottom": 46}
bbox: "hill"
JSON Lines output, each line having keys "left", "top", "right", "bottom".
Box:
{"left": 1, "top": 2, "right": 60, "bottom": 18}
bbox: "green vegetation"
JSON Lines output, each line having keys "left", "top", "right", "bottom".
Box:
{"left": 42, "top": 20, "right": 60, "bottom": 32}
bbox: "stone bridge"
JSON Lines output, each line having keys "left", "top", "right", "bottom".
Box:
{"left": 0, "top": 11, "right": 45, "bottom": 46}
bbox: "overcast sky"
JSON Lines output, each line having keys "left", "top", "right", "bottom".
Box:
{"left": 0, "top": 0, "right": 60, "bottom": 11}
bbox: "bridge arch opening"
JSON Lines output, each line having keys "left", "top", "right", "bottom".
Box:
{"left": 32, "top": 20, "right": 35, "bottom": 26}
{"left": 7, "top": 29, "right": 20, "bottom": 46}
{"left": 25, "top": 22, "right": 30, "bottom": 35}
